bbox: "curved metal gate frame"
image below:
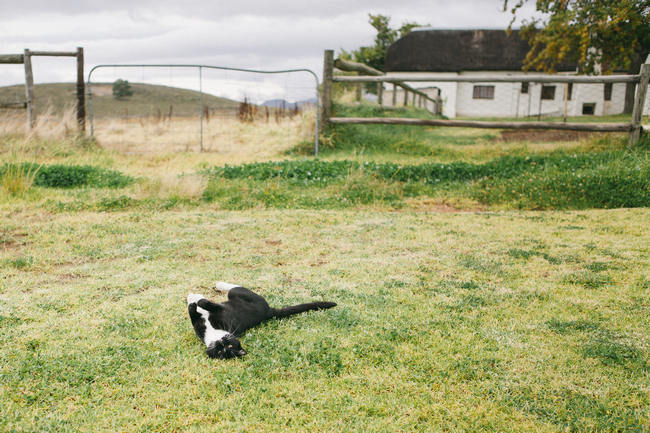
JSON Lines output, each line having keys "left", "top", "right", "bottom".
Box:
{"left": 87, "top": 64, "right": 320, "bottom": 155}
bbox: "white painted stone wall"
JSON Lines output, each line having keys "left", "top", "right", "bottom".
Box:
{"left": 385, "top": 71, "right": 641, "bottom": 118}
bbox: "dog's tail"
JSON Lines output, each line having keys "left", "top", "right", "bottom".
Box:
{"left": 272, "top": 301, "right": 337, "bottom": 318}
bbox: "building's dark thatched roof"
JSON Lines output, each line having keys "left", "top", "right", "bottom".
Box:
{"left": 384, "top": 29, "right": 578, "bottom": 72}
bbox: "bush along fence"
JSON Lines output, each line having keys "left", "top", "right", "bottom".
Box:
{"left": 320, "top": 50, "right": 650, "bottom": 146}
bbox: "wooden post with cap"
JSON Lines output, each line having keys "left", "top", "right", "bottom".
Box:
{"left": 320, "top": 49, "right": 334, "bottom": 134}
{"left": 629, "top": 55, "right": 650, "bottom": 146}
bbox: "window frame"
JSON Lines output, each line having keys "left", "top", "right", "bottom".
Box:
{"left": 541, "top": 85, "right": 556, "bottom": 100}
{"left": 473, "top": 85, "right": 495, "bottom": 100}
{"left": 604, "top": 83, "right": 613, "bottom": 101}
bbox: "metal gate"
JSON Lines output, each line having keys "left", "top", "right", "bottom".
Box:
{"left": 87, "top": 64, "right": 320, "bottom": 154}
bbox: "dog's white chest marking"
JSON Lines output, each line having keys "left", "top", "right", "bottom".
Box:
{"left": 187, "top": 293, "right": 228, "bottom": 346}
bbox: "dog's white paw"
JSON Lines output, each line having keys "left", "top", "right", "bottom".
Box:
{"left": 215, "top": 282, "right": 239, "bottom": 292}
{"left": 187, "top": 293, "right": 205, "bottom": 305}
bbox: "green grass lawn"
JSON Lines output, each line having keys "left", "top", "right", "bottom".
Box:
{"left": 1, "top": 208, "right": 648, "bottom": 432}
{"left": 1, "top": 100, "right": 649, "bottom": 432}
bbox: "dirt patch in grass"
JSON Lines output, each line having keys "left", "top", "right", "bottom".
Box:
{"left": 404, "top": 197, "right": 483, "bottom": 213}
{"left": 0, "top": 231, "right": 28, "bottom": 251}
{"left": 498, "top": 129, "right": 602, "bottom": 142}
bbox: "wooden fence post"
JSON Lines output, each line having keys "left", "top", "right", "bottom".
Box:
{"left": 377, "top": 83, "right": 383, "bottom": 106}
{"left": 403, "top": 90, "right": 408, "bottom": 106}
{"left": 629, "top": 59, "right": 650, "bottom": 146}
{"left": 23, "top": 49, "right": 35, "bottom": 129}
{"left": 392, "top": 83, "right": 397, "bottom": 106}
{"left": 320, "top": 49, "right": 333, "bottom": 134}
{"left": 355, "top": 83, "right": 362, "bottom": 102}
{"left": 76, "top": 47, "right": 85, "bottom": 133}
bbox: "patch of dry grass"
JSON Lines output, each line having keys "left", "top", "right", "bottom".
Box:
{"left": 93, "top": 111, "right": 315, "bottom": 158}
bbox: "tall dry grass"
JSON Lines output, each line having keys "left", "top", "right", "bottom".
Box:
{"left": 94, "top": 110, "right": 316, "bottom": 157}
{"left": 0, "top": 105, "right": 79, "bottom": 139}
{"left": 0, "top": 139, "right": 43, "bottom": 197}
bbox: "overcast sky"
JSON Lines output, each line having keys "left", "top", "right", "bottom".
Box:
{"left": 1, "top": 0, "right": 538, "bottom": 102}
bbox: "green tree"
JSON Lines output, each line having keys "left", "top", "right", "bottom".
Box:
{"left": 504, "top": 0, "right": 650, "bottom": 113}
{"left": 112, "top": 79, "right": 133, "bottom": 99}
{"left": 342, "top": 14, "right": 426, "bottom": 72}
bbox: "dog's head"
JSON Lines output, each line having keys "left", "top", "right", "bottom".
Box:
{"left": 206, "top": 333, "right": 247, "bottom": 359}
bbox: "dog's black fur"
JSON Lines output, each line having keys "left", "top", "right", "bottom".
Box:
{"left": 188, "top": 285, "right": 336, "bottom": 359}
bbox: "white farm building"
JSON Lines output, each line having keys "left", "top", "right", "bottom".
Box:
{"left": 382, "top": 29, "right": 650, "bottom": 118}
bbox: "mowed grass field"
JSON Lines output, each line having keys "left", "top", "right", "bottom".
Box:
{"left": 1, "top": 208, "right": 648, "bottom": 432}
{"left": 1, "top": 98, "right": 649, "bottom": 432}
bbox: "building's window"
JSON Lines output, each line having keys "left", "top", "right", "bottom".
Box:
{"left": 473, "top": 85, "right": 495, "bottom": 99}
{"left": 541, "top": 85, "right": 556, "bottom": 100}
{"left": 567, "top": 83, "right": 573, "bottom": 100}
{"left": 604, "top": 83, "right": 613, "bottom": 101}
{"left": 582, "top": 103, "right": 596, "bottom": 115}
{"left": 521, "top": 82, "right": 529, "bottom": 94}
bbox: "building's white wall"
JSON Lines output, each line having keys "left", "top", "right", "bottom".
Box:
{"left": 603, "top": 82, "right": 626, "bottom": 115}
{"left": 455, "top": 72, "right": 522, "bottom": 117}
{"left": 386, "top": 71, "right": 634, "bottom": 118}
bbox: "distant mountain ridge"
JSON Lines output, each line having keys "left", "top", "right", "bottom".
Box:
{"left": 261, "top": 98, "right": 317, "bottom": 108}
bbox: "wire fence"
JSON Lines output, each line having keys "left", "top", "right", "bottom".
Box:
{"left": 88, "top": 64, "right": 320, "bottom": 154}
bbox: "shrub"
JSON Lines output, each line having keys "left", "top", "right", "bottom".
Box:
{"left": 0, "top": 164, "right": 134, "bottom": 189}
{"left": 112, "top": 79, "right": 133, "bottom": 99}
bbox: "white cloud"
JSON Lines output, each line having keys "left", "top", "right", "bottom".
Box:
{"left": 0, "top": 0, "right": 540, "bottom": 101}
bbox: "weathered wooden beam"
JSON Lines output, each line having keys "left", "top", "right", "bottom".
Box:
{"left": 0, "top": 54, "right": 24, "bottom": 64}
{"left": 76, "top": 47, "right": 85, "bottom": 132}
{"left": 320, "top": 49, "right": 334, "bottom": 135}
{"left": 629, "top": 60, "right": 650, "bottom": 146}
{"left": 334, "top": 57, "right": 437, "bottom": 107}
{"left": 23, "top": 49, "right": 35, "bottom": 129}
{"left": 29, "top": 51, "right": 78, "bottom": 57}
{"left": 0, "top": 102, "right": 26, "bottom": 109}
{"left": 333, "top": 74, "right": 640, "bottom": 84}
{"left": 334, "top": 58, "right": 382, "bottom": 76}
{"left": 329, "top": 117, "right": 634, "bottom": 132}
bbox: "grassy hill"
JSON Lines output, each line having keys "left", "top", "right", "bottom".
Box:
{"left": 0, "top": 82, "right": 240, "bottom": 118}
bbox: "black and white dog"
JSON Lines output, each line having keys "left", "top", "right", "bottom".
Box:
{"left": 188, "top": 282, "right": 336, "bottom": 359}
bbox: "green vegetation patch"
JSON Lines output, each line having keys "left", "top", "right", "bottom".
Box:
{"left": 206, "top": 148, "right": 650, "bottom": 210}
{"left": 0, "top": 163, "right": 134, "bottom": 189}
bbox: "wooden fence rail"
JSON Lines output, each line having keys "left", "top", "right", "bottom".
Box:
{"left": 320, "top": 50, "right": 649, "bottom": 146}
{"left": 0, "top": 102, "right": 27, "bottom": 109}
{"left": 334, "top": 57, "right": 441, "bottom": 113}
{"left": 0, "top": 54, "right": 24, "bottom": 64}
{"left": 333, "top": 74, "right": 641, "bottom": 84}
{"left": 329, "top": 117, "right": 632, "bottom": 132}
